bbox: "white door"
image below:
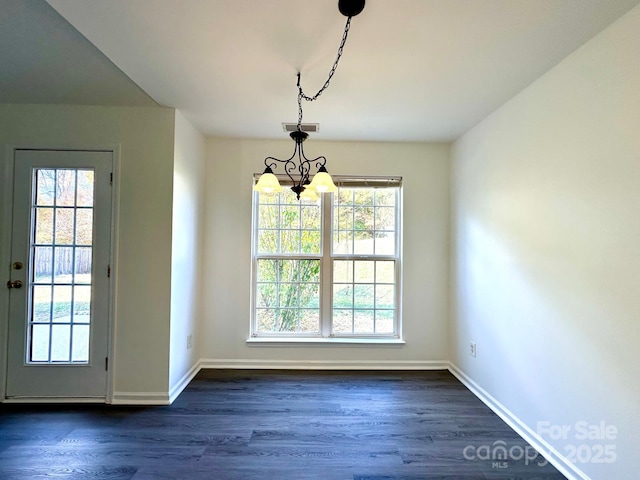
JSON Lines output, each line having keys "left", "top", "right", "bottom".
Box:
{"left": 6, "top": 150, "right": 113, "bottom": 399}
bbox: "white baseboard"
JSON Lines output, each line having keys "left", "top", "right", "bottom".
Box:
{"left": 448, "top": 363, "right": 590, "bottom": 480}
{"left": 2, "top": 397, "right": 105, "bottom": 404}
{"left": 111, "top": 391, "right": 171, "bottom": 406}
{"left": 168, "top": 361, "right": 201, "bottom": 404}
{"left": 199, "top": 358, "right": 449, "bottom": 370}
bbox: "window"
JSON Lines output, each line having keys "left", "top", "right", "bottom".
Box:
{"left": 251, "top": 177, "right": 402, "bottom": 340}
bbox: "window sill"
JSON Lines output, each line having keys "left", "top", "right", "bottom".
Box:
{"left": 246, "top": 337, "right": 406, "bottom": 347}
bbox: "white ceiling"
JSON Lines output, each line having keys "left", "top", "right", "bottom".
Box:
{"left": 9, "top": 0, "right": 640, "bottom": 141}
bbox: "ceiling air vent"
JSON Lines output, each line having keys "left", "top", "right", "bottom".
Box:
{"left": 282, "top": 123, "right": 319, "bottom": 133}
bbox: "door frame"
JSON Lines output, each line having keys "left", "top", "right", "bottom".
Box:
{"left": 0, "top": 144, "right": 120, "bottom": 403}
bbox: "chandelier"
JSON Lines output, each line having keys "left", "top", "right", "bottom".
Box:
{"left": 253, "top": 0, "right": 366, "bottom": 200}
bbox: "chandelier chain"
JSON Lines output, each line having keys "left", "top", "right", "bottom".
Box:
{"left": 297, "top": 16, "right": 353, "bottom": 128}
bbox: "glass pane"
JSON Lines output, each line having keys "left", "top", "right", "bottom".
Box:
{"left": 301, "top": 206, "right": 320, "bottom": 229}
{"left": 375, "top": 285, "right": 395, "bottom": 309}
{"left": 354, "top": 206, "right": 374, "bottom": 230}
{"left": 74, "top": 247, "right": 92, "bottom": 283}
{"left": 332, "top": 309, "right": 353, "bottom": 333}
{"left": 333, "top": 284, "right": 353, "bottom": 308}
{"left": 280, "top": 205, "right": 300, "bottom": 229}
{"left": 354, "top": 234, "right": 374, "bottom": 255}
{"left": 34, "top": 208, "right": 54, "bottom": 244}
{"left": 301, "top": 230, "right": 321, "bottom": 254}
{"left": 75, "top": 209, "right": 93, "bottom": 245}
{"left": 333, "top": 230, "right": 353, "bottom": 254}
{"left": 376, "top": 310, "right": 395, "bottom": 334}
{"left": 354, "top": 189, "right": 373, "bottom": 206}
{"left": 337, "top": 188, "right": 354, "bottom": 205}
{"left": 298, "top": 260, "right": 320, "bottom": 283}
{"left": 333, "top": 260, "right": 353, "bottom": 283}
{"left": 257, "top": 309, "right": 276, "bottom": 332}
{"left": 36, "top": 170, "right": 55, "bottom": 206}
{"left": 299, "top": 310, "right": 320, "bottom": 333}
{"left": 258, "top": 230, "right": 278, "bottom": 253}
{"left": 73, "top": 285, "right": 91, "bottom": 323}
{"left": 376, "top": 261, "right": 395, "bottom": 283}
{"left": 257, "top": 283, "right": 277, "bottom": 308}
{"left": 354, "top": 261, "right": 374, "bottom": 283}
{"left": 53, "top": 247, "right": 74, "bottom": 283}
{"left": 52, "top": 285, "right": 72, "bottom": 323}
{"left": 354, "top": 284, "right": 374, "bottom": 308}
{"left": 51, "top": 325, "right": 71, "bottom": 361}
{"left": 279, "top": 229, "right": 300, "bottom": 254}
{"left": 354, "top": 310, "right": 374, "bottom": 333}
{"left": 259, "top": 205, "right": 279, "bottom": 229}
{"left": 33, "top": 246, "right": 53, "bottom": 282}
{"left": 31, "top": 325, "right": 50, "bottom": 362}
{"left": 279, "top": 283, "right": 299, "bottom": 308}
{"left": 278, "top": 309, "right": 299, "bottom": 332}
{"left": 54, "top": 208, "right": 74, "bottom": 244}
{"left": 32, "top": 285, "right": 52, "bottom": 323}
{"left": 76, "top": 170, "right": 94, "bottom": 207}
{"left": 299, "top": 283, "right": 320, "bottom": 309}
{"left": 335, "top": 206, "right": 353, "bottom": 231}
{"left": 56, "top": 170, "right": 76, "bottom": 206}
{"left": 375, "top": 207, "right": 395, "bottom": 231}
{"left": 257, "top": 259, "right": 276, "bottom": 282}
{"left": 374, "top": 189, "right": 396, "bottom": 207}
{"left": 374, "top": 232, "right": 395, "bottom": 256}
{"left": 71, "top": 325, "right": 90, "bottom": 362}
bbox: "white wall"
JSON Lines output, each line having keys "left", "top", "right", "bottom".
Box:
{"left": 202, "top": 138, "right": 450, "bottom": 367}
{"left": 451, "top": 5, "right": 640, "bottom": 479}
{"left": 0, "top": 104, "right": 176, "bottom": 398}
{"left": 169, "top": 110, "right": 205, "bottom": 394}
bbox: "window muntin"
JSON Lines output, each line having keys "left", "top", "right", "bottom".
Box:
{"left": 252, "top": 178, "right": 401, "bottom": 339}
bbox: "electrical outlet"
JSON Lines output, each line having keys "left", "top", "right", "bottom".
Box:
{"left": 469, "top": 341, "right": 476, "bottom": 357}
{"left": 187, "top": 334, "right": 193, "bottom": 350}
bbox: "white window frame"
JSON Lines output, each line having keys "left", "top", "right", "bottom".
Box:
{"left": 250, "top": 176, "right": 403, "bottom": 343}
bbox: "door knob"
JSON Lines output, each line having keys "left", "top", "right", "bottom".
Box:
{"left": 6, "top": 280, "right": 22, "bottom": 289}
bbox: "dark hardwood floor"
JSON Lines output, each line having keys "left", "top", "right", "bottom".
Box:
{"left": 0, "top": 369, "right": 566, "bottom": 479}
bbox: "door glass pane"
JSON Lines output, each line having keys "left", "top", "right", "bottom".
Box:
{"left": 71, "top": 325, "right": 90, "bottom": 362}
{"left": 34, "top": 208, "right": 53, "bottom": 244}
{"left": 76, "top": 171, "right": 94, "bottom": 207}
{"left": 28, "top": 168, "right": 95, "bottom": 364}
{"left": 56, "top": 170, "right": 76, "bottom": 206}
{"left": 75, "top": 209, "right": 93, "bottom": 245}
{"left": 32, "top": 285, "right": 52, "bottom": 323}
{"left": 74, "top": 248, "right": 92, "bottom": 283}
{"left": 35, "top": 170, "right": 55, "bottom": 206}
{"left": 31, "top": 325, "right": 50, "bottom": 362}
{"left": 55, "top": 209, "right": 74, "bottom": 245}
{"left": 33, "top": 246, "right": 53, "bottom": 282}
{"left": 51, "top": 325, "right": 71, "bottom": 362}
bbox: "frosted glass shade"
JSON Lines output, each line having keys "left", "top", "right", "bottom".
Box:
{"left": 309, "top": 170, "right": 337, "bottom": 193}
{"left": 253, "top": 171, "right": 283, "bottom": 194}
{"left": 300, "top": 184, "right": 320, "bottom": 201}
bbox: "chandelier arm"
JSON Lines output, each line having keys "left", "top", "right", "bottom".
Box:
{"left": 264, "top": 148, "right": 300, "bottom": 185}
{"left": 297, "top": 141, "right": 317, "bottom": 185}
{"left": 311, "top": 156, "right": 328, "bottom": 171}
